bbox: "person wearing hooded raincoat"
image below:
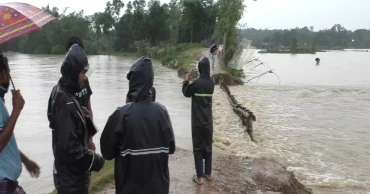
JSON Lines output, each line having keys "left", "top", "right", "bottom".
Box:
{"left": 182, "top": 57, "right": 215, "bottom": 184}
{"left": 47, "top": 44, "right": 105, "bottom": 194}
{"left": 100, "top": 56, "right": 176, "bottom": 194}
{"left": 126, "top": 86, "right": 156, "bottom": 103}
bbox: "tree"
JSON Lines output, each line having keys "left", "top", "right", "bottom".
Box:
{"left": 102, "top": 0, "right": 124, "bottom": 55}
{"left": 272, "top": 32, "right": 281, "bottom": 46}
{"left": 146, "top": 0, "right": 170, "bottom": 46}
{"left": 215, "top": 0, "right": 245, "bottom": 66}
{"left": 115, "top": 1, "right": 134, "bottom": 51}
{"left": 290, "top": 38, "right": 298, "bottom": 53}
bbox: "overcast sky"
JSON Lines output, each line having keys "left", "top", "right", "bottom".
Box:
{"left": 1, "top": 0, "right": 369, "bottom": 31}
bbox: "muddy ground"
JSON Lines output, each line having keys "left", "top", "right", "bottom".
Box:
{"left": 98, "top": 148, "right": 311, "bottom": 194}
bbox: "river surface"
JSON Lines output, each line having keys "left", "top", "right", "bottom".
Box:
{"left": 212, "top": 51, "right": 370, "bottom": 194}
{"left": 3, "top": 52, "right": 194, "bottom": 193}
{"left": 2, "top": 51, "right": 370, "bottom": 194}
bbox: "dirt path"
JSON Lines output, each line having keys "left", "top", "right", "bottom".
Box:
{"left": 96, "top": 146, "right": 311, "bottom": 194}
{"left": 97, "top": 148, "right": 222, "bottom": 194}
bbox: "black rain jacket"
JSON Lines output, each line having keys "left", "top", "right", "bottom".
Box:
{"left": 100, "top": 56, "right": 176, "bottom": 194}
{"left": 47, "top": 44, "right": 105, "bottom": 192}
{"left": 182, "top": 57, "right": 215, "bottom": 154}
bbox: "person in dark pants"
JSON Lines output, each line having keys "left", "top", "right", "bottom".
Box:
{"left": 0, "top": 55, "right": 40, "bottom": 194}
{"left": 182, "top": 57, "right": 215, "bottom": 185}
{"left": 47, "top": 44, "right": 105, "bottom": 194}
{"left": 100, "top": 56, "right": 175, "bottom": 194}
{"left": 65, "top": 36, "right": 96, "bottom": 150}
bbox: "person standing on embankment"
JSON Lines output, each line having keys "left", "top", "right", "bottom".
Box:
{"left": 47, "top": 44, "right": 105, "bottom": 194}
{"left": 126, "top": 84, "right": 156, "bottom": 103}
{"left": 182, "top": 57, "right": 215, "bottom": 185}
{"left": 65, "top": 36, "right": 96, "bottom": 151}
{"left": 100, "top": 56, "right": 175, "bottom": 194}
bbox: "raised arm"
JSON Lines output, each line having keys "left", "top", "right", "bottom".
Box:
{"left": 182, "top": 80, "right": 197, "bottom": 98}
{"left": 0, "top": 90, "right": 24, "bottom": 152}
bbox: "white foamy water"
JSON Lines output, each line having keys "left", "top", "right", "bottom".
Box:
{"left": 212, "top": 51, "right": 370, "bottom": 193}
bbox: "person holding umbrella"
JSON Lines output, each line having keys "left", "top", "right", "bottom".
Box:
{"left": 47, "top": 44, "right": 105, "bottom": 194}
{"left": 0, "top": 55, "right": 40, "bottom": 194}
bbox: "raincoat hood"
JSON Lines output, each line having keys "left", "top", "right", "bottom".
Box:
{"left": 198, "top": 57, "right": 210, "bottom": 77}
{"left": 60, "top": 44, "right": 89, "bottom": 93}
{"left": 127, "top": 56, "right": 154, "bottom": 102}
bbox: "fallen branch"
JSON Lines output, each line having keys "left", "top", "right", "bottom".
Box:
{"left": 220, "top": 76, "right": 257, "bottom": 142}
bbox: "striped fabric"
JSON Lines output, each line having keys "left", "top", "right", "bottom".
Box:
{"left": 120, "top": 147, "right": 169, "bottom": 157}
{"left": 194, "top": 93, "right": 213, "bottom": 97}
{"left": 0, "top": 2, "right": 57, "bottom": 44}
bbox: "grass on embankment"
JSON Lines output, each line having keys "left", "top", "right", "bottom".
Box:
{"left": 141, "top": 43, "right": 205, "bottom": 75}
{"left": 50, "top": 160, "right": 115, "bottom": 194}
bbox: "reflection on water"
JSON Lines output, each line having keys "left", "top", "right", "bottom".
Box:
{"left": 4, "top": 52, "right": 193, "bottom": 193}
{"left": 213, "top": 51, "right": 370, "bottom": 193}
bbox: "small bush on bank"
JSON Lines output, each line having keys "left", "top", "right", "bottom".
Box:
{"left": 139, "top": 43, "right": 202, "bottom": 69}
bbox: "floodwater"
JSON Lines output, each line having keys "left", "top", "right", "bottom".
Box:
{"left": 3, "top": 52, "right": 194, "bottom": 193}
{"left": 212, "top": 51, "right": 370, "bottom": 193}
{"left": 3, "top": 51, "right": 370, "bottom": 194}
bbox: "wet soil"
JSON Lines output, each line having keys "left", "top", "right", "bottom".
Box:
{"left": 98, "top": 148, "right": 311, "bottom": 194}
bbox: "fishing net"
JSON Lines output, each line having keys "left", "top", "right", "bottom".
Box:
{"left": 228, "top": 38, "right": 257, "bottom": 70}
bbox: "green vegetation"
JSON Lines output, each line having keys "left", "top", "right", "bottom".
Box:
{"left": 241, "top": 24, "right": 370, "bottom": 50}
{"left": 0, "top": 0, "right": 219, "bottom": 55}
{"left": 0, "top": 0, "right": 246, "bottom": 79}
{"left": 215, "top": 0, "right": 244, "bottom": 68}
{"left": 290, "top": 38, "right": 298, "bottom": 53}
{"left": 50, "top": 160, "right": 115, "bottom": 194}
{"left": 141, "top": 43, "right": 202, "bottom": 73}
{"left": 259, "top": 38, "right": 317, "bottom": 54}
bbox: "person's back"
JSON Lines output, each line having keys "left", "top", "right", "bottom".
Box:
{"left": 183, "top": 57, "right": 214, "bottom": 130}
{"left": 101, "top": 56, "right": 175, "bottom": 194}
{"left": 126, "top": 86, "right": 156, "bottom": 103}
{"left": 182, "top": 57, "right": 215, "bottom": 184}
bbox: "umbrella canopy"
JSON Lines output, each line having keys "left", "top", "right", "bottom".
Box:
{"left": 0, "top": 2, "right": 57, "bottom": 44}
{"left": 0, "top": 2, "right": 57, "bottom": 89}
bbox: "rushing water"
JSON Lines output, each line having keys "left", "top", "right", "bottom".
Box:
{"left": 3, "top": 52, "right": 194, "bottom": 193}
{"left": 3, "top": 51, "right": 370, "bottom": 193}
{"left": 212, "top": 51, "right": 370, "bottom": 193}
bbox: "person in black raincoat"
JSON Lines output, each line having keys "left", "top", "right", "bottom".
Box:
{"left": 126, "top": 86, "right": 156, "bottom": 103}
{"left": 100, "top": 56, "right": 175, "bottom": 194}
{"left": 182, "top": 57, "right": 215, "bottom": 185}
{"left": 47, "top": 44, "right": 105, "bottom": 194}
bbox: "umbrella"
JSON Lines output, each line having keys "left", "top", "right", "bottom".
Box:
{"left": 0, "top": 2, "right": 57, "bottom": 89}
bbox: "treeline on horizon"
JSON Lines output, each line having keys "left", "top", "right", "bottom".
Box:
{"left": 0, "top": 0, "right": 244, "bottom": 59}
{"left": 1, "top": 0, "right": 368, "bottom": 59}
{"left": 241, "top": 24, "right": 370, "bottom": 49}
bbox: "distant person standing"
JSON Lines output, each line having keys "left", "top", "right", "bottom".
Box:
{"left": 65, "top": 36, "right": 96, "bottom": 150}
{"left": 182, "top": 57, "right": 215, "bottom": 185}
{"left": 101, "top": 56, "right": 175, "bottom": 194}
